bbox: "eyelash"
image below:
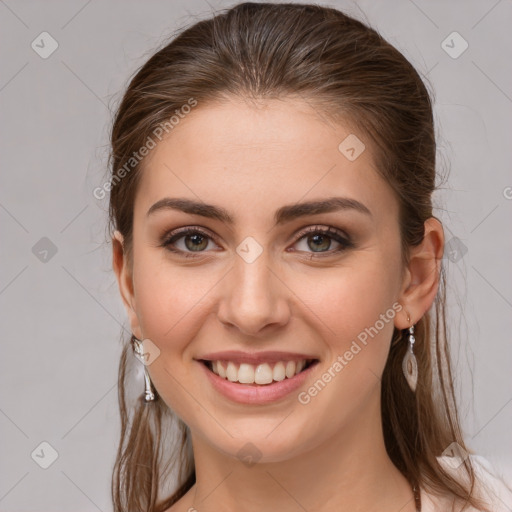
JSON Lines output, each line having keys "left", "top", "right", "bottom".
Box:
{"left": 160, "top": 225, "right": 354, "bottom": 259}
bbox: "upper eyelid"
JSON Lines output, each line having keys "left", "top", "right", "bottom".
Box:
{"left": 296, "top": 225, "right": 350, "bottom": 239}
{"left": 163, "top": 225, "right": 220, "bottom": 244}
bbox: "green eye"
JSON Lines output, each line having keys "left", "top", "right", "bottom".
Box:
{"left": 161, "top": 225, "right": 353, "bottom": 259}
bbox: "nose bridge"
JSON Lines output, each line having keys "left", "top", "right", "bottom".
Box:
{"left": 217, "top": 242, "right": 289, "bottom": 335}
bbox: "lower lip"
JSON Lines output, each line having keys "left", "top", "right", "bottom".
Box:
{"left": 197, "top": 360, "right": 318, "bottom": 405}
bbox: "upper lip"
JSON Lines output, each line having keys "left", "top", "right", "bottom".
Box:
{"left": 196, "top": 350, "right": 319, "bottom": 365}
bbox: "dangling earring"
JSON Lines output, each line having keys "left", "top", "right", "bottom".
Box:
{"left": 132, "top": 337, "right": 156, "bottom": 402}
{"left": 402, "top": 323, "right": 418, "bottom": 392}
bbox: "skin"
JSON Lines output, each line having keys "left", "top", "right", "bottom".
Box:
{"left": 112, "top": 96, "right": 444, "bottom": 512}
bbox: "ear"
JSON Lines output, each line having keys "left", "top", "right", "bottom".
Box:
{"left": 395, "top": 217, "right": 444, "bottom": 329}
{"left": 112, "top": 230, "right": 143, "bottom": 339}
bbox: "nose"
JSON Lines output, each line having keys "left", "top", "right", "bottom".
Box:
{"left": 216, "top": 249, "right": 291, "bottom": 337}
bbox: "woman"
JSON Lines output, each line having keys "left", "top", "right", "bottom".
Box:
{"left": 108, "top": 2, "right": 511, "bottom": 511}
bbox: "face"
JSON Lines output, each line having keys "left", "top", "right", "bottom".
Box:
{"left": 114, "top": 97, "right": 410, "bottom": 463}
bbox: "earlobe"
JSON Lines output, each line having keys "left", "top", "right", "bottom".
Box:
{"left": 395, "top": 217, "right": 444, "bottom": 330}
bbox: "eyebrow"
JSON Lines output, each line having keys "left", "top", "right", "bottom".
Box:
{"left": 146, "top": 196, "right": 372, "bottom": 225}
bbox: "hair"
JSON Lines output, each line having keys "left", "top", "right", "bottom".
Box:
{"left": 108, "top": 3, "right": 490, "bottom": 511}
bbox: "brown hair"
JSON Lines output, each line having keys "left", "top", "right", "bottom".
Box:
{"left": 108, "top": 3, "right": 488, "bottom": 511}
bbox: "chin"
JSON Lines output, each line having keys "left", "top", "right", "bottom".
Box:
{"left": 203, "top": 422, "right": 317, "bottom": 465}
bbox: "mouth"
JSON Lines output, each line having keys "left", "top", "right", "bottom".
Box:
{"left": 198, "top": 358, "right": 319, "bottom": 386}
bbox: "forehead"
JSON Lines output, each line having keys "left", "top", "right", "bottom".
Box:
{"left": 134, "top": 97, "right": 398, "bottom": 226}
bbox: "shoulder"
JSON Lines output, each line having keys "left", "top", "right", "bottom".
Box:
{"left": 420, "top": 454, "right": 512, "bottom": 512}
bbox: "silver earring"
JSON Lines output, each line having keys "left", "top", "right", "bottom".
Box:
{"left": 402, "top": 325, "right": 418, "bottom": 392}
{"left": 132, "top": 337, "right": 156, "bottom": 402}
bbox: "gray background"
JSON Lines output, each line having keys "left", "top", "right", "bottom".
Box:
{"left": 0, "top": 0, "right": 511, "bottom": 510}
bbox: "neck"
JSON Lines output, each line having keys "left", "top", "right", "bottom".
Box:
{"left": 182, "top": 392, "right": 417, "bottom": 512}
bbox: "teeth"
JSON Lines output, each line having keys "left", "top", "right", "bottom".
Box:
{"left": 209, "top": 359, "right": 313, "bottom": 385}
{"left": 273, "top": 362, "right": 286, "bottom": 381}
{"left": 254, "top": 363, "right": 273, "bottom": 384}
{"left": 217, "top": 361, "right": 227, "bottom": 378}
{"left": 238, "top": 363, "right": 255, "bottom": 384}
{"left": 226, "top": 362, "right": 238, "bottom": 382}
{"left": 285, "top": 361, "right": 296, "bottom": 378}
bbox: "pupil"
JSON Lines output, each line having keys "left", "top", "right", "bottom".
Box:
{"left": 309, "top": 234, "right": 330, "bottom": 252}
{"left": 186, "top": 234, "right": 207, "bottom": 251}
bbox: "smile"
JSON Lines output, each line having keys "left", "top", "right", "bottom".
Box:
{"left": 196, "top": 356, "right": 320, "bottom": 405}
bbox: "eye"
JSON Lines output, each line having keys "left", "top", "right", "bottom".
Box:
{"left": 161, "top": 225, "right": 353, "bottom": 259}
{"left": 291, "top": 226, "right": 353, "bottom": 257}
{"left": 161, "top": 227, "right": 219, "bottom": 258}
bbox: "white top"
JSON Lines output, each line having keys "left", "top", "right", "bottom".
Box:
{"left": 420, "top": 455, "right": 512, "bottom": 511}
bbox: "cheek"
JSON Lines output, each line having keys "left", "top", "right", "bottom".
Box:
{"left": 132, "top": 249, "right": 208, "bottom": 342}
{"left": 130, "top": 254, "right": 214, "bottom": 420}
{"left": 295, "top": 256, "right": 401, "bottom": 350}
